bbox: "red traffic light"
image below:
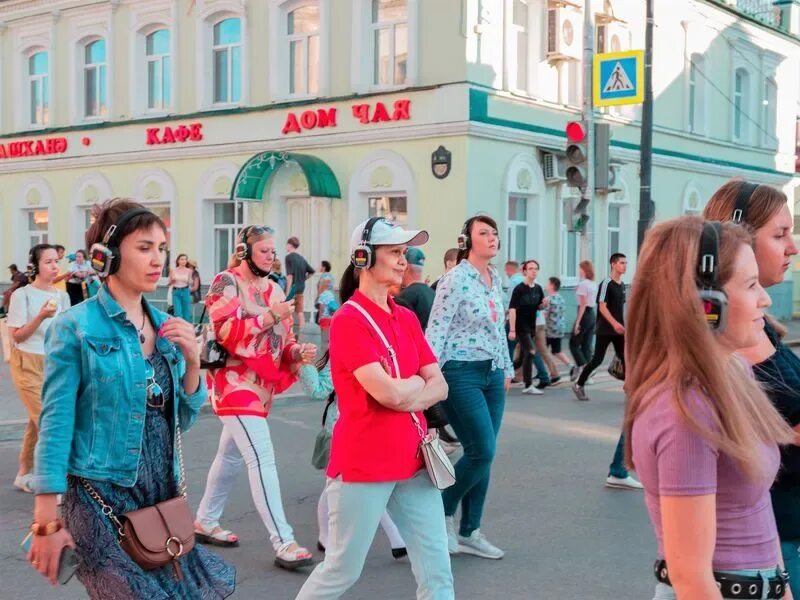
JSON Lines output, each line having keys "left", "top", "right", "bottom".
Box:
{"left": 566, "top": 121, "right": 587, "bottom": 143}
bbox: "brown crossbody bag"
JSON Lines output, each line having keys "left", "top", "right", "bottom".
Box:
{"left": 81, "top": 426, "right": 194, "bottom": 580}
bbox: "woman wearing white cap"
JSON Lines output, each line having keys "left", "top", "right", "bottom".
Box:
{"left": 296, "top": 217, "right": 454, "bottom": 600}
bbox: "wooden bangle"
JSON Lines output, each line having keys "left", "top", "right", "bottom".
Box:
{"left": 31, "top": 519, "right": 63, "bottom": 536}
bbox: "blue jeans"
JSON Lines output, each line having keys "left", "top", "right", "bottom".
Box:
{"left": 440, "top": 360, "right": 506, "bottom": 537}
{"left": 781, "top": 540, "right": 800, "bottom": 598}
{"left": 172, "top": 286, "right": 192, "bottom": 322}
{"left": 608, "top": 432, "right": 629, "bottom": 479}
{"left": 652, "top": 566, "right": 782, "bottom": 599}
{"left": 296, "top": 472, "right": 454, "bottom": 600}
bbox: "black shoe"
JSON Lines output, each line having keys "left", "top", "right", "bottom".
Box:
{"left": 550, "top": 376, "right": 561, "bottom": 385}
{"left": 535, "top": 381, "right": 549, "bottom": 390}
{"left": 438, "top": 427, "right": 459, "bottom": 444}
{"left": 392, "top": 547, "right": 408, "bottom": 559}
{"left": 317, "top": 541, "right": 326, "bottom": 552}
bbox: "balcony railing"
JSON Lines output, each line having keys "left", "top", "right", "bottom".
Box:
{"left": 735, "top": 0, "right": 785, "bottom": 30}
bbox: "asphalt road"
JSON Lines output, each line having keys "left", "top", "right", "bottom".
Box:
{"left": 0, "top": 371, "right": 658, "bottom": 599}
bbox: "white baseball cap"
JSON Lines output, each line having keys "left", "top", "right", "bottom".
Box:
{"left": 349, "top": 218, "right": 429, "bottom": 253}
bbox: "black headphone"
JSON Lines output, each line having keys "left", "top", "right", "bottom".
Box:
{"left": 697, "top": 221, "right": 728, "bottom": 332}
{"left": 89, "top": 208, "right": 153, "bottom": 278}
{"left": 458, "top": 216, "right": 501, "bottom": 252}
{"left": 731, "top": 182, "right": 759, "bottom": 225}
{"left": 26, "top": 244, "right": 55, "bottom": 280}
{"left": 234, "top": 225, "right": 275, "bottom": 278}
{"left": 351, "top": 217, "right": 385, "bottom": 269}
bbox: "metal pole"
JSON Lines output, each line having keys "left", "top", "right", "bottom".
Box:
{"left": 637, "top": 0, "right": 654, "bottom": 251}
{"left": 581, "top": 0, "right": 595, "bottom": 263}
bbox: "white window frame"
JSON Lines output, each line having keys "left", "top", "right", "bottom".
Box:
{"left": 14, "top": 177, "right": 53, "bottom": 266}
{"left": 607, "top": 200, "right": 627, "bottom": 259}
{"left": 506, "top": 194, "right": 530, "bottom": 264}
{"left": 687, "top": 53, "right": 706, "bottom": 135}
{"left": 371, "top": 0, "right": 409, "bottom": 88}
{"left": 196, "top": 161, "right": 242, "bottom": 282}
{"left": 210, "top": 200, "right": 248, "bottom": 277}
{"left": 559, "top": 191, "right": 579, "bottom": 283}
{"left": 82, "top": 37, "right": 108, "bottom": 120}
{"left": 212, "top": 18, "right": 242, "bottom": 105}
{"left": 733, "top": 67, "right": 750, "bottom": 143}
{"left": 288, "top": 1, "right": 320, "bottom": 97}
{"left": 26, "top": 49, "right": 49, "bottom": 128}
{"left": 508, "top": 0, "right": 531, "bottom": 95}
{"left": 762, "top": 77, "right": 778, "bottom": 149}
{"left": 196, "top": 4, "right": 248, "bottom": 110}
{"left": 351, "top": 0, "right": 418, "bottom": 93}
{"left": 348, "top": 150, "right": 417, "bottom": 233}
{"left": 145, "top": 28, "right": 172, "bottom": 112}
{"left": 132, "top": 169, "right": 177, "bottom": 283}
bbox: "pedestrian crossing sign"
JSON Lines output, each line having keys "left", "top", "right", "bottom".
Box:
{"left": 593, "top": 50, "right": 644, "bottom": 107}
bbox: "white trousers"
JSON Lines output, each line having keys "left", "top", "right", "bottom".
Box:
{"left": 196, "top": 415, "right": 295, "bottom": 551}
{"left": 317, "top": 478, "right": 405, "bottom": 550}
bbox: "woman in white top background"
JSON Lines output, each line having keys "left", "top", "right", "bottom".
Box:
{"left": 569, "top": 260, "right": 598, "bottom": 382}
{"left": 168, "top": 253, "right": 193, "bottom": 322}
{"left": 6, "top": 243, "right": 70, "bottom": 493}
{"left": 66, "top": 249, "right": 92, "bottom": 306}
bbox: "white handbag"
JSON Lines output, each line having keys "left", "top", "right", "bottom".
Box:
{"left": 0, "top": 317, "right": 10, "bottom": 363}
{"left": 345, "top": 300, "right": 456, "bottom": 490}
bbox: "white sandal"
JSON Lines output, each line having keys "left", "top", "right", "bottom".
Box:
{"left": 274, "top": 542, "right": 313, "bottom": 570}
{"left": 194, "top": 522, "right": 240, "bottom": 547}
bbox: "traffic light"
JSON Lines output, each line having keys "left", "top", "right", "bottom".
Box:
{"left": 565, "top": 121, "right": 588, "bottom": 188}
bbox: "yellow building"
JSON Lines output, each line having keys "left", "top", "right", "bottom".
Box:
{"left": 0, "top": 0, "right": 798, "bottom": 315}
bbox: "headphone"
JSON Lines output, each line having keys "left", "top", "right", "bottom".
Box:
{"left": 731, "top": 182, "right": 759, "bottom": 225}
{"left": 351, "top": 217, "right": 385, "bottom": 269}
{"left": 27, "top": 247, "right": 39, "bottom": 279}
{"left": 89, "top": 208, "right": 153, "bottom": 278}
{"left": 697, "top": 221, "right": 728, "bottom": 333}
{"left": 458, "top": 216, "right": 500, "bottom": 252}
{"left": 234, "top": 225, "right": 275, "bottom": 278}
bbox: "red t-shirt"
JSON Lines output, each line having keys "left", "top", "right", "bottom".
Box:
{"left": 326, "top": 290, "right": 436, "bottom": 482}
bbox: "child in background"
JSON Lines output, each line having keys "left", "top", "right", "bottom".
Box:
{"left": 315, "top": 278, "right": 339, "bottom": 330}
{"left": 545, "top": 277, "right": 573, "bottom": 372}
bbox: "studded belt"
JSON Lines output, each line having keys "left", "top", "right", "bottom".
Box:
{"left": 654, "top": 560, "right": 789, "bottom": 599}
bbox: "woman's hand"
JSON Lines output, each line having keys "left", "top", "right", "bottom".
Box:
{"left": 573, "top": 323, "right": 580, "bottom": 335}
{"left": 293, "top": 343, "right": 317, "bottom": 364}
{"left": 271, "top": 300, "right": 295, "bottom": 322}
{"left": 508, "top": 331, "right": 516, "bottom": 341}
{"left": 159, "top": 318, "right": 200, "bottom": 368}
{"left": 28, "top": 529, "right": 76, "bottom": 586}
{"left": 37, "top": 300, "right": 58, "bottom": 321}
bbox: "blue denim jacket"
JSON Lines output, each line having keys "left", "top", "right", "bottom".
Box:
{"left": 32, "top": 285, "right": 207, "bottom": 494}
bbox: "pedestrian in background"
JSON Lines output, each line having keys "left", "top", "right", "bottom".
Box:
{"left": 296, "top": 217, "right": 452, "bottom": 600}
{"left": 195, "top": 224, "right": 317, "bottom": 570}
{"left": 189, "top": 259, "right": 202, "bottom": 304}
{"left": 508, "top": 260, "right": 547, "bottom": 395}
{"left": 285, "top": 236, "right": 315, "bottom": 329}
{"left": 7, "top": 244, "right": 69, "bottom": 493}
{"left": 168, "top": 254, "right": 193, "bottom": 322}
{"left": 544, "top": 277, "right": 573, "bottom": 372}
{"left": 704, "top": 179, "right": 800, "bottom": 596}
{"left": 427, "top": 215, "right": 513, "bottom": 560}
{"left": 625, "top": 216, "right": 795, "bottom": 600}
{"left": 569, "top": 260, "right": 597, "bottom": 382}
{"left": 51, "top": 245, "right": 69, "bottom": 294}
{"left": 2, "top": 264, "right": 29, "bottom": 316}
{"left": 27, "top": 199, "right": 233, "bottom": 597}
{"left": 269, "top": 257, "right": 288, "bottom": 291}
{"left": 431, "top": 248, "right": 459, "bottom": 294}
{"left": 65, "top": 249, "right": 92, "bottom": 306}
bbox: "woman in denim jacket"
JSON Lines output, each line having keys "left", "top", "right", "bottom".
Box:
{"left": 26, "top": 199, "right": 235, "bottom": 599}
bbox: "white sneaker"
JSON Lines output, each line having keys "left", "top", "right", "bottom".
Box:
{"left": 586, "top": 376, "right": 596, "bottom": 385}
{"left": 457, "top": 530, "right": 504, "bottom": 560}
{"left": 522, "top": 386, "right": 543, "bottom": 395}
{"left": 445, "top": 516, "right": 459, "bottom": 555}
{"left": 13, "top": 473, "right": 33, "bottom": 493}
{"left": 605, "top": 475, "right": 644, "bottom": 490}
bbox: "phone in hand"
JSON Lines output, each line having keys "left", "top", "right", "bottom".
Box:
{"left": 21, "top": 531, "right": 80, "bottom": 585}
{"left": 285, "top": 284, "right": 298, "bottom": 302}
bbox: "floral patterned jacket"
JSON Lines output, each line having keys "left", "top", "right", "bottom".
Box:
{"left": 206, "top": 269, "right": 299, "bottom": 418}
{"left": 426, "top": 260, "right": 514, "bottom": 378}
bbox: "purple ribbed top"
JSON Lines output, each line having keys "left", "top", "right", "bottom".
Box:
{"left": 631, "top": 386, "right": 780, "bottom": 571}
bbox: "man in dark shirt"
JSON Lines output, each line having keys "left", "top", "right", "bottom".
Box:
{"left": 572, "top": 253, "right": 642, "bottom": 491}
{"left": 284, "top": 236, "right": 315, "bottom": 329}
{"left": 2, "top": 264, "right": 28, "bottom": 316}
{"left": 396, "top": 248, "right": 435, "bottom": 330}
{"left": 508, "top": 260, "right": 548, "bottom": 394}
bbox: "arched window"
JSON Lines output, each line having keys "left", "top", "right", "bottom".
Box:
{"left": 28, "top": 51, "right": 49, "bottom": 126}
{"left": 146, "top": 29, "right": 171, "bottom": 110}
{"left": 84, "top": 39, "right": 107, "bottom": 118}
{"left": 288, "top": 3, "right": 320, "bottom": 96}
{"left": 372, "top": 0, "right": 408, "bottom": 87}
{"left": 734, "top": 67, "right": 750, "bottom": 141}
{"left": 213, "top": 18, "right": 242, "bottom": 104}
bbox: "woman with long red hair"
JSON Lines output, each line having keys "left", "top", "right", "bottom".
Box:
{"left": 624, "top": 216, "right": 795, "bottom": 599}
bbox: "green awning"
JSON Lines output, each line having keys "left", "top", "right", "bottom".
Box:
{"left": 230, "top": 151, "right": 341, "bottom": 201}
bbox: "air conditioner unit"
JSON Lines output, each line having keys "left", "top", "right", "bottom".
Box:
{"left": 604, "top": 21, "right": 630, "bottom": 53}
{"left": 547, "top": 7, "right": 582, "bottom": 62}
{"left": 542, "top": 152, "right": 565, "bottom": 182}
